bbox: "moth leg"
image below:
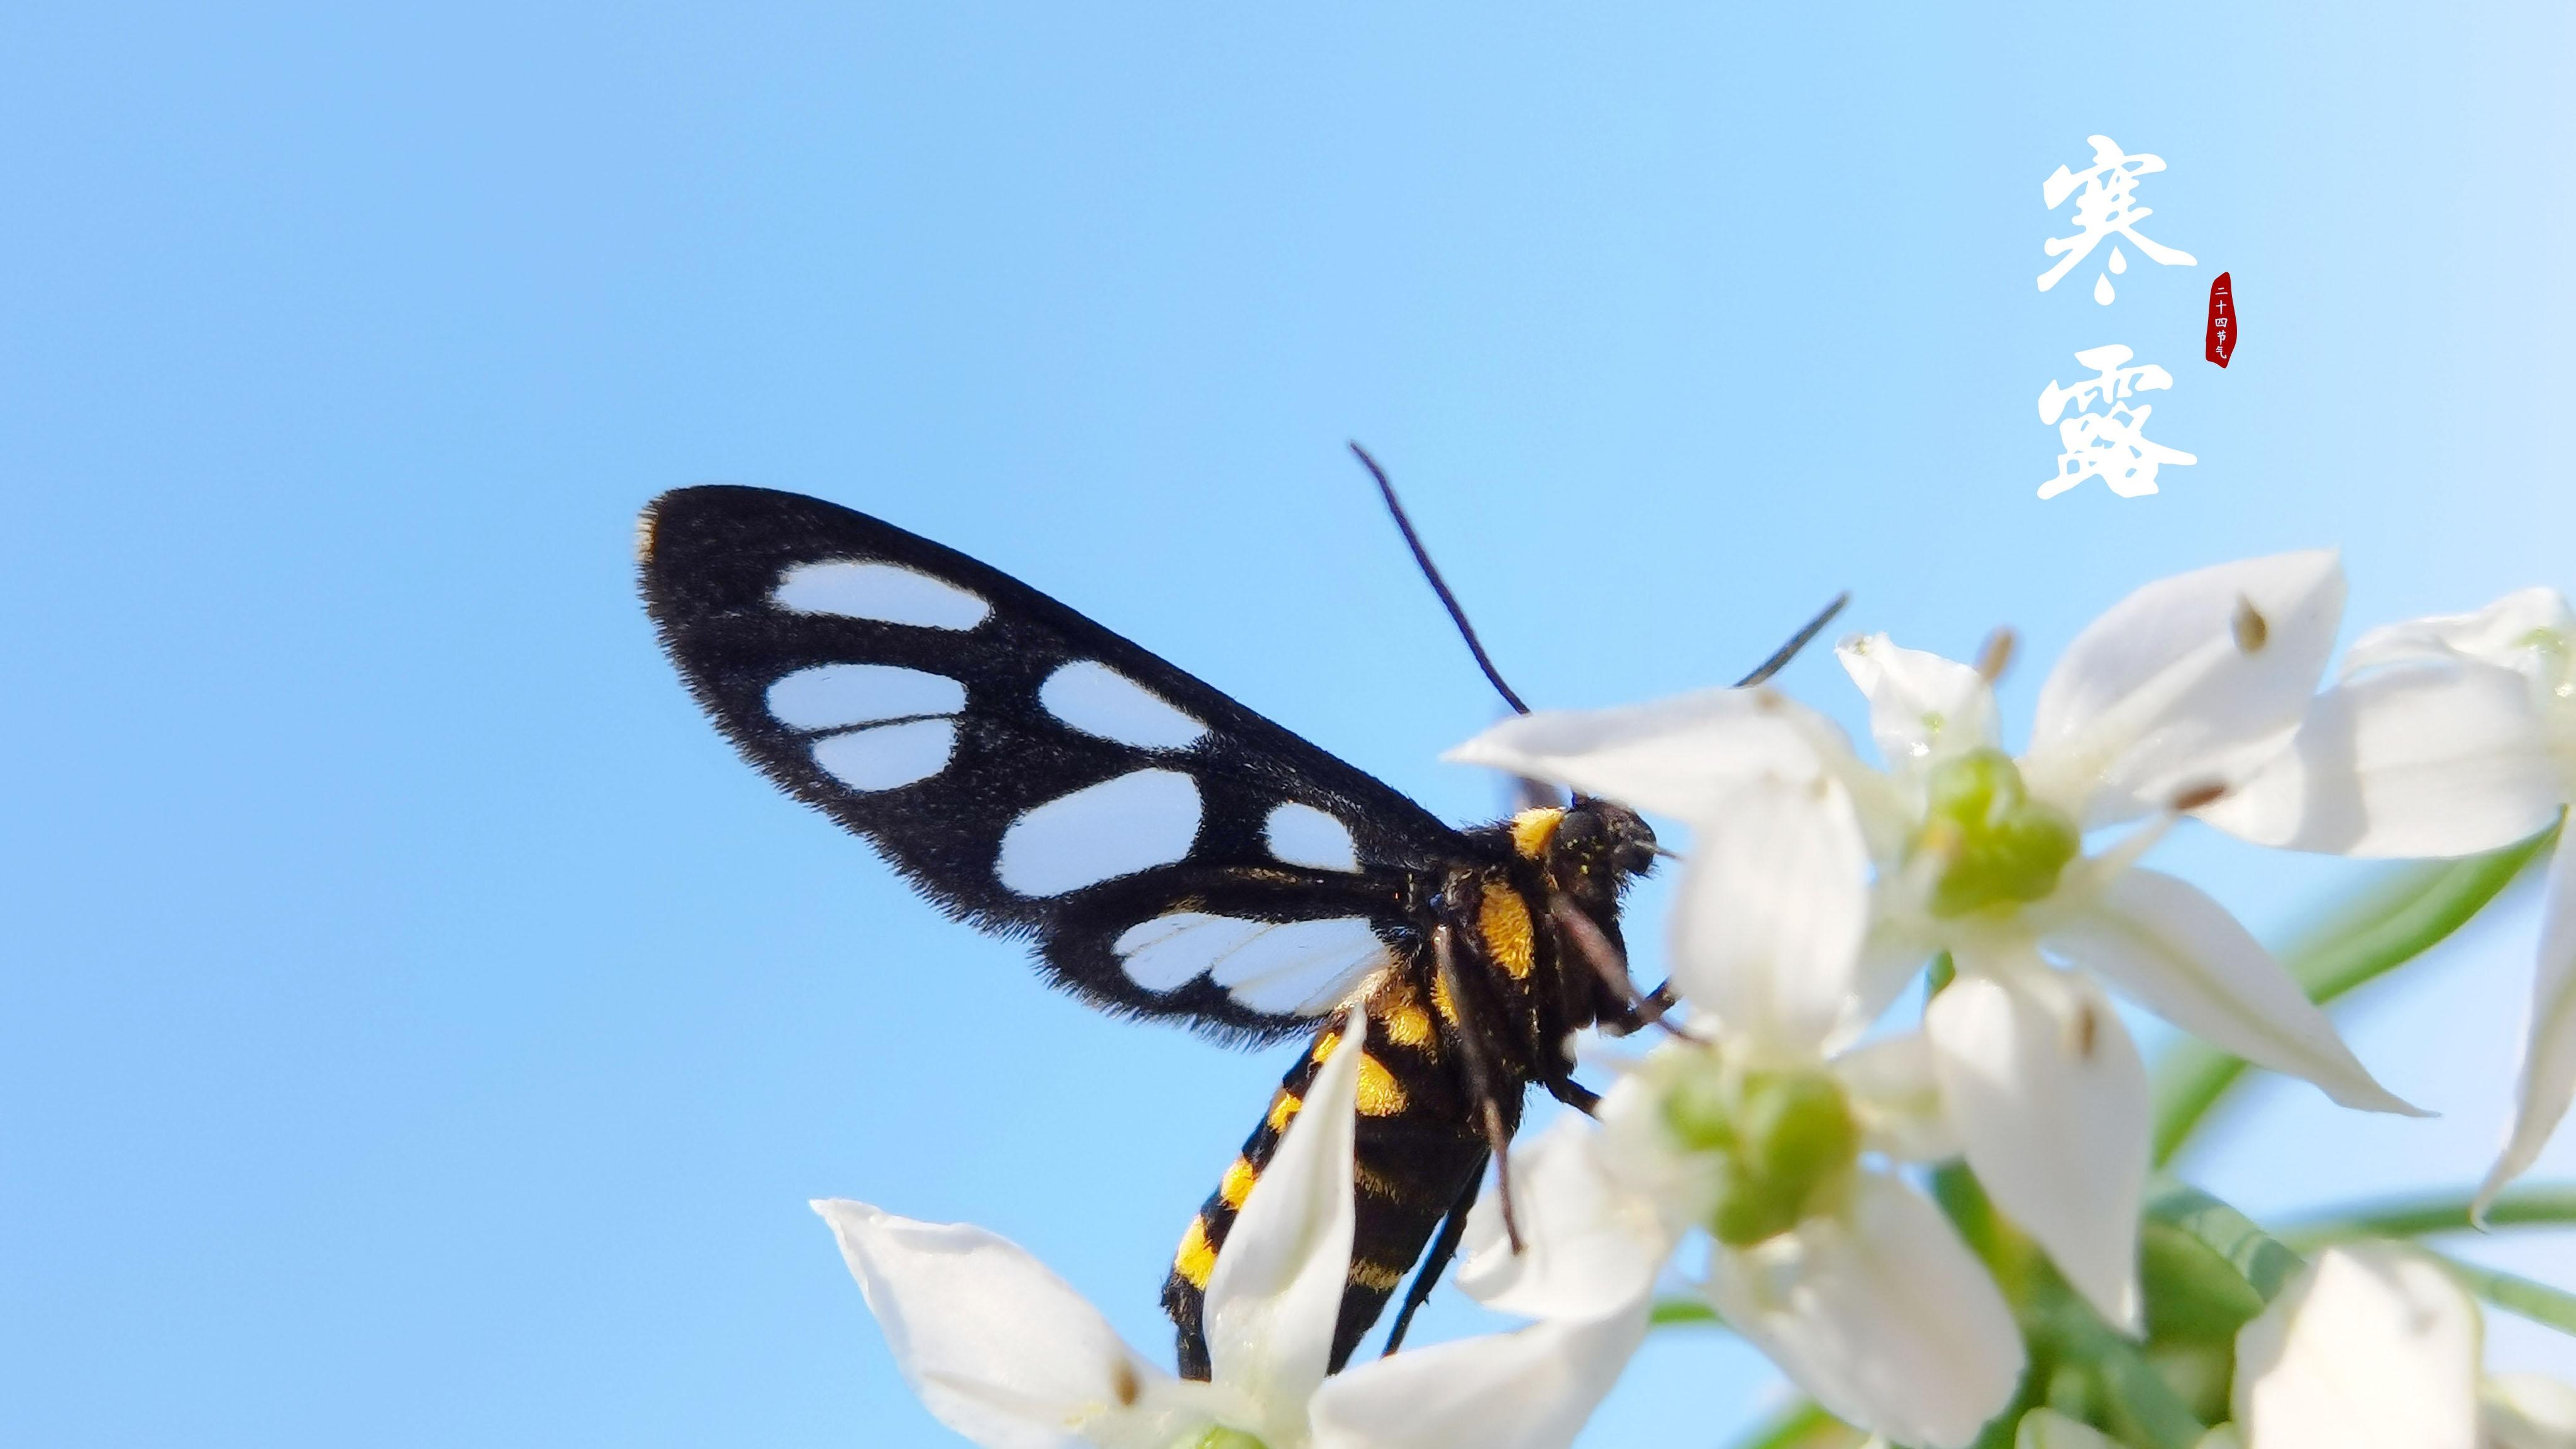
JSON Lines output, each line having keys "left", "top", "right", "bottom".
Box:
{"left": 1548, "top": 895, "right": 1642, "bottom": 1011}
{"left": 1548, "top": 897, "right": 1694, "bottom": 1040}
{"left": 1433, "top": 919, "right": 1522, "bottom": 1253}
{"left": 1542, "top": 1072, "right": 1601, "bottom": 1114}
{"left": 1379, "top": 1163, "right": 1485, "bottom": 1358}
{"left": 1634, "top": 980, "right": 1678, "bottom": 1024}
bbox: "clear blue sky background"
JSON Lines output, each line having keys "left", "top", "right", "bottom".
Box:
{"left": 7, "top": 4, "right": 2574, "bottom": 1445}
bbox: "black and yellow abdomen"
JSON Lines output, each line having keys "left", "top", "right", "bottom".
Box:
{"left": 1160, "top": 965, "right": 1506, "bottom": 1377}
{"left": 1159, "top": 804, "right": 1643, "bottom": 1378}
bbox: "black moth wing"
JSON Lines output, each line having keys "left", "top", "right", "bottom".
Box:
{"left": 640, "top": 485, "right": 1474, "bottom": 1044}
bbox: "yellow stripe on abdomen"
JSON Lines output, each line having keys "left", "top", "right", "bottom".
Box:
{"left": 1357, "top": 1053, "right": 1407, "bottom": 1117}
{"left": 1348, "top": 1258, "right": 1407, "bottom": 1292}
{"left": 1219, "top": 1157, "right": 1258, "bottom": 1209}
{"left": 1174, "top": 1216, "right": 1218, "bottom": 1289}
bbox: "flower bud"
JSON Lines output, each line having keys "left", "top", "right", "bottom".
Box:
{"left": 1687, "top": 1069, "right": 1862, "bottom": 1248}
{"left": 1916, "top": 747, "right": 2080, "bottom": 917}
{"left": 1659, "top": 1068, "right": 1739, "bottom": 1153}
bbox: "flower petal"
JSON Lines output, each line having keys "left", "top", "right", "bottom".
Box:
{"left": 2233, "top": 1244, "right": 2480, "bottom": 1449}
{"left": 813, "top": 1199, "right": 1174, "bottom": 1449}
{"left": 2345, "top": 586, "right": 2575, "bottom": 677}
{"left": 1926, "top": 963, "right": 2147, "bottom": 1331}
{"left": 1837, "top": 633, "right": 2001, "bottom": 769}
{"left": 2483, "top": 1374, "right": 2576, "bottom": 1449}
{"left": 1202, "top": 1011, "right": 1367, "bottom": 1412}
{"left": 1454, "top": 1114, "right": 1670, "bottom": 1322}
{"left": 2478, "top": 839, "right": 2576, "bottom": 1218}
{"left": 1846, "top": 915, "right": 1941, "bottom": 1045}
{"left": 2026, "top": 550, "right": 2344, "bottom": 826}
{"left": 1445, "top": 687, "right": 1848, "bottom": 823}
{"left": 1831, "top": 1031, "right": 1959, "bottom": 1163}
{"left": 1702, "top": 1172, "right": 2024, "bottom": 1449}
{"left": 1670, "top": 774, "right": 1872, "bottom": 1051}
{"left": 2199, "top": 662, "right": 2560, "bottom": 857}
{"left": 1306, "top": 1310, "right": 1648, "bottom": 1449}
{"left": 2045, "top": 868, "right": 2420, "bottom": 1116}
{"left": 1591, "top": 1062, "right": 1726, "bottom": 1233}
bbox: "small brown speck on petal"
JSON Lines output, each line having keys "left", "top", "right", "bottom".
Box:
{"left": 2171, "top": 780, "right": 2229, "bottom": 812}
{"left": 2232, "top": 596, "right": 2269, "bottom": 653}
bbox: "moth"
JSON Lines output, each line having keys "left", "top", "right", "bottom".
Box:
{"left": 638, "top": 470, "right": 1836, "bottom": 1374}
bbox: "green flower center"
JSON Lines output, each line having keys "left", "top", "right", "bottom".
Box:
{"left": 1186, "top": 1428, "right": 1269, "bottom": 1449}
{"left": 1662, "top": 1067, "right": 1861, "bottom": 1247}
{"left": 1914, "top": 747, "right": 2080, "bottom": 918}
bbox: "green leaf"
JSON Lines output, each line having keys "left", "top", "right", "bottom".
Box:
{"left": 2150, "top": 826, "right": 2558, "bottom": 1167}
{"left": 2140, "top": 1221, "right": 2267, "bottom": 1345}
{"left": 2133, "top": 1180, "right": 2305, "bottom": 1425}
{"left": 2425, "top": 1250, "right": 2576, "bottom": 1336}
{"left": 2273, "top": 1182, "right": 2576, "bottom": 1252}
{"left": 2141, "top": 1179, "right": 2306, "bottom": 1305}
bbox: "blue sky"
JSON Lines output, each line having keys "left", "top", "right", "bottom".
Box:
{"left": 6, "top": 4, "right": 2574, "bottom": 1445}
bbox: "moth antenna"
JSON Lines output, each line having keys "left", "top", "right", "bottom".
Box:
{"left": 1350, "top": 441, "right": 1532, "bottom": 716}
{"left": 1734, "top": 590, "right": 1853, "bottom": 688}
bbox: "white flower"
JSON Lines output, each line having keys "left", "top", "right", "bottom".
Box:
{"left": 1445, "top": 777, "right": 2023, "bottom": 1449}
{"left": 2487, "top": 1375, "right": 2576, "bottom": 1449}
{"left": 1452, "top": 552, "right": 2416, "bottom": 1330}
{"left": 815, "top": 1012, "right": 1632, "bottom": 1449}
{"left": 2233, "top": 1244, "right": 2480, "bottom": 1449}
{"left": 2229, "top": 1241, "right": 2576, "bottom": 1449}
{"left": 2205, "top": 587, "right": 2576, "bottom": 1213}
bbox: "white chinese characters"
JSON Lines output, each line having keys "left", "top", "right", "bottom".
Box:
{"left": 2036, "top": 343, "right": 2198, "bottom": 499}
{"left": 2040, "top": 135, "right": 2198, "bottom": 304}
{"left": 2029, "top": 136, "right": 2202, "bottom": 501}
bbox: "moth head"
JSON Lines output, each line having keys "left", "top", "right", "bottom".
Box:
{"left": 1541, "top": 796, "right": 1658, "bottom": 901}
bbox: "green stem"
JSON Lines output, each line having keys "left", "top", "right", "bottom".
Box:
{"left": 2150, "top": 826, "right": 2558, "bottom": 1167}
{"left": 2027, "top": 1274, "right": 2208, "bottom": 1449}
{"left": 1648, "top": 1296, "right": 1723, "bottom": 1330}
{"left": 1936, "top": 1166, "right": 2206, "bottom": 1449}
{"left": 2275, "top": 1183, "right": 2576, "bottom": 1252}
{"left": 1724, "top": 1400, "right": 1844, "bottom": 1449}
{"left": 2426, "top": 1250, "right": 2576, "bottom": 1335}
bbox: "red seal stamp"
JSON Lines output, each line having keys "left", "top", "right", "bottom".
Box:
{"left": 2206, "top": 272, "right": 2236, "bottom": 367}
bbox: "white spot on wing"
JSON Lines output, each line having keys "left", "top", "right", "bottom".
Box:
{"left": 1113, "top": 913, "right": 1271, "bottom": 992}
{"left": 997, "top": 768, "right": 1202, "bottom": 896}
{"left": 1263, "top": 802, "right": 1361, "bottom": 873}
{"left": 774, "top": 560, "right": 990, "bottom": 630}
{"left": 1040, "top": 660, "right": 1207, "bottom": 750}
{"left": 1214, "top": 918, "right": 1391, "bottom": 1014}
{"left": 1111, "top": 911, "right": 1391, "bottom": 1015}
{"left": 768, "top": 664, "right": 966, "bottom": 731}
{"left": 811, "top": 719, "right": 956, "bottom": 792}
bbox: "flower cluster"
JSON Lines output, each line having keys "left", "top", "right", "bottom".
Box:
{"left": 816, "top": 555, "right": 2576, "bottom": 1449}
